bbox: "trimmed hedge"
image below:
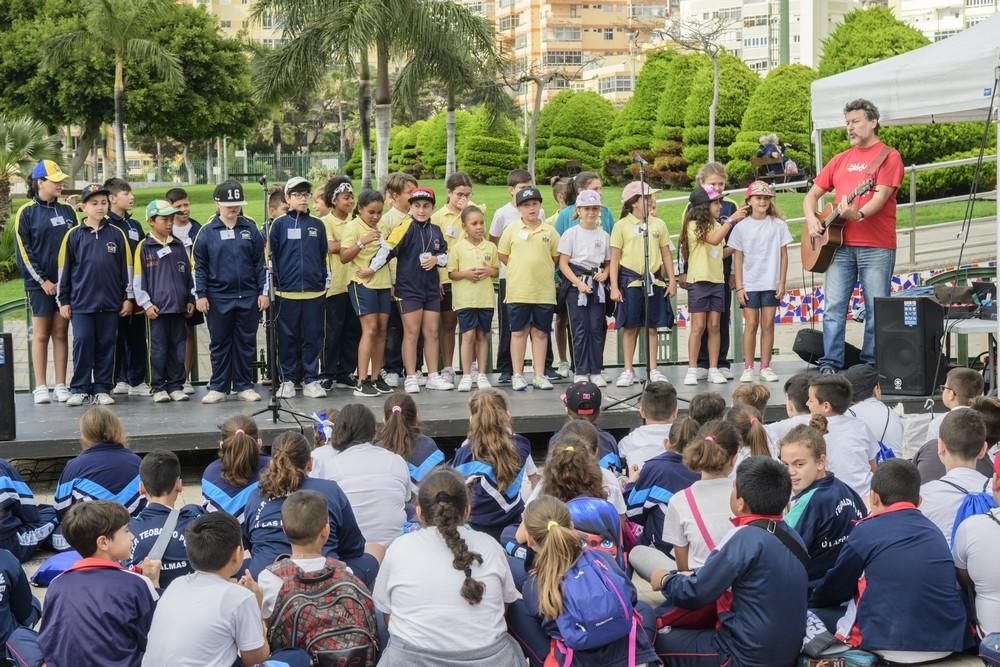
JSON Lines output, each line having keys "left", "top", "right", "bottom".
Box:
{"left": 651, "top": 53, "right": 709, "bottom": 187}
{"left": 538, "top": 91, "right": 616, "bottom": 177}
{"left": 898, "top": 149, "right": 997, "bottom": 203}
{"left": 461, "top": 108, "right": 521, "bottom": 185}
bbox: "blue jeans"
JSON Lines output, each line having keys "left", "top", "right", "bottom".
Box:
{"left": 820, "top": 246, "right": 896, "bottom": 369}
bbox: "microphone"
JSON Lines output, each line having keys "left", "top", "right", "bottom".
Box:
{"left": 631, "top": 154, "right": 648, "bottom": 165}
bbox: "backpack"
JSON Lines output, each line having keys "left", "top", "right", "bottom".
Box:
{"left": 555, "top": 550, "right": 636, "bottom": 652}
{"left": 940, "top": 479, "right": 999, "bottom": 545}
{"left": 266, "top": 556, "right": 378, "bottom": 667}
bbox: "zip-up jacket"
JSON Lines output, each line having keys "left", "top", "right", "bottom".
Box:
{"left": 127, "top": 502, "right": 204, "bottom": 589}
{"left": 626, "top": 450, "right": 699, "bottom": 549}
{"left": 370, "top": 218, "right": 447, "bottom": 302}
{"left": 56, "top": 220, "right": 133, "bottom": 312}
{"left": 0, "top": 548, "right": 33, "bottom": 644}
{"left": 200, "top": 456, "right": 271, "bottom": 524}
{"left": 173, "top": 218, "right": 202, "bottom": 259}
{"left": 13, "top": 196, "right": 77, "bottom": 289}
{"left": 54, "top": 442, "right": 144, "bottom": 518}
{"left": 107, "top": 210, "right": 144, "bottom": 255}
{"left": 267, "top": 209, "right": 329, "bottom": 294}
{"left": 0, "top": 458, "right": 54, "bottom": 549}
{"left": 133, "top": 233, "right": 193, "bottom": 313}
{"left": 192, "top": 215, "right": 267, "bottom": 300}
{"left": 400, "top": 434, "right": 445, "bottom": 485}
{"left": 810, "top": 503, "right": 969, "bottom": 653}
{"left": 549, "top": 428, "right": 622, "bottom": 473}
{"left": 453, "top": 434, "right": 532, "bottom": 530}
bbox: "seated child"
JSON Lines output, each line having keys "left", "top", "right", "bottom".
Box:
{"left": 374, "top": 469, "right": 524, "bottom": 666}
{"left": 919, "top": 408, "right": 992, "bottom": 546}
{"left": 617, "top": 381, "right": 678, "bottom": 473}
{"left": 377, "top": 393, "right": 445, "bottom": 486}
{"left": 954, "top": 455, "right": 1000, "bottom": 638}
{"left": 541, "top": 420, "right": 626, "bottom": 516}
{"left": 725, "top": 404, "right": 772, "bottom": 471}
{"left": 807, "top": 374, "right": 879, "bottom": 499}
{"left": 810, "top": 459, "right": 969, "bottom": 663}
{"left": 142, "top": 512, "right": 311, "bottom": 667}
{"left": 688, "top": 391, "right": 726, "bottom": 425}
{"left": 923, "top": 367, "right": 984, "bottom": 444}
{"left": 0, "top": 457, "right": 57, "bottom": 561}
{"left": 651, "top": 457, "right": 808, "bottom": 667}
{"left": 914, "top": 395, "right": 997, "bottom": 483}
{"left": 127, "top": 450, "right": 204, "bottom": 589}
{"left": 731, "top": 383, "right": 769, "bottom": 414}
{"left": 201, "top": 415, "right": 270, "bottom": 523}
{"left": 779, "top": 419, "right": 866, "bottom": 586}
{"left": 548, "top": 380, "right": 622, "bottom": 472}
{"left": 39, "top": 501, "right": 160, "bottom": 667}
{"left": 0, "top": 546, "right": 42, "bottom": 665}
{"left": 765, "top": 372, "right": 812, "bottom": 445}
{"left": 842, "top": 364, "right": 903, "bottom": 456}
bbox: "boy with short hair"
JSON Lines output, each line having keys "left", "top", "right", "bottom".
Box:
{"left": 689, "top": 391, "right": 726, "bottom": 424}
{"left": 127, "top": 450, "right": 204, "bottom": 589}
{"left": 842, "top": 363, "right": 903, "bottom": 455}
{"left": 924, "top": 366, "right": 985, "bottom": 443}
{"left": 731, "top": 382, "right": 769, "bottom": 414}
{"left": 618, "top": 380, "right": 678, "bottom": 472}
{"left": 134, "top": 200, "right": 194, "bottom": 403}
{"left": 765, "top": 372, "right": 812, "bottom": 444}
{"left": 807, "top": 374, "right": 879, "bottom": 499}
{"left": 651, "top": 457, "right": 808, "bottom": 667}
{"left": 164, "top": 187, "right": 202, "bottom": 395}
{"left": 267, "top": 187, "right": 288, "bottom": 222}
{"left": 39, "top": 501, "right": 161, "bottom": 667}
{"left": 919, "top": 408, "right": 991, "bottom": 546}
{"left": 550, "top": 380, "right": 622, "bottom": 472}
{"left": 810, "top": 459, "right": 969, "bottom": 663}
{"left": 379, "top": 173, "right": 419, "bottom": 388}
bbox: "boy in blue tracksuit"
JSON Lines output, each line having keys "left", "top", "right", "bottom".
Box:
{"left": 105, "top": 178, "right": 149, "bottom": 396}
{"left": 165, "top": 187, "right": 202, "bottom": 394}
{"left": 193, "top": 180, "right": 268, "bottom": 404}
{"left": 0, "top": 458, "right": 58, "bottom": 562}
{"left": 810, "top": 459, "right": 970, "bottom": 661}
{"left": 626, "top": 436, "right": 699, "bottom": 552}
{"left": 134, "top": 200, "right": 195, "bottom": 403}
{"left": 268, "top": 177, "right": 330, "bottom": 400}
{"left": 651, "top": 457, "right": 809, "bottom": 667}
{"left": 56, "top": 184, "right": 133, "bottom": 406}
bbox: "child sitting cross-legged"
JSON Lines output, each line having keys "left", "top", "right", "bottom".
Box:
{"left": 617, "top": 381, "right": 679, "bottom": 474}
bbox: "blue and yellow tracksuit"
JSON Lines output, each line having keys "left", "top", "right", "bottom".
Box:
{"left": 56, "top": 220, "right": 132, "bottom": 396}
{"left": 133, "top": 233, "right": 194, "bottom": 393}
{"left": 108, "top": 211, "right": 148, "bottom": 386}
{"left": 192, "top": 215, "right": 266, "bottom": 393}
{"left": 13, "top": 196, "right": 77, "bottom": 314}
{"left": 370, "top": 218, "right": 448, "bottom": 303}
{"left": 267, "top": 210, "right": 329, "bottom": 385}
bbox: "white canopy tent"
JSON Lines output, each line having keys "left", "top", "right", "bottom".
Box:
{"left": 810, "top": 17, "right": 1000, "bottom": 388}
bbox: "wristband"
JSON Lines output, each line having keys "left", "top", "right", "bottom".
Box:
{"left": 356, "top": 240, "right": 365, "bottom": 249}
{"left": 736, "top": 287, "right": 746, "bottom": 293}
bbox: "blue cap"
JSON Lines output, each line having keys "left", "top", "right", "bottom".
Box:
{"left": 30, "top": 160, "right": 69, "bottom": 183}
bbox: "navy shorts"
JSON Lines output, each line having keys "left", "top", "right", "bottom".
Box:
{"left": 615, "top": 284, "right": 673, "bottom": 329}
{"left": 555, "top": 277, "right": 569, "bottom": 316}
{"left": 27, "top": 289, "right": 57, "bottom": 317}
{"left": 399, "top": 293, "right": 441, "bottom": 314}
{"left": 186, "top": 311, "right": 205, "bottom": 327}
{"left": 440, "top": 283, "right": 453, "bottom": 312}
{"left": 349, "top": 283, "right": 391, "bottom": 316}
{"left": 687, "top": 281, "right": 725, "bottom": 313}
{"left": 741, "top": 289, "right": 780, "bottom": 309}
{"left": 457, "top": 308, "right": 493, "bottom": 334}
{"left": 507, "top": 303, "right": 554, "bottom": 332}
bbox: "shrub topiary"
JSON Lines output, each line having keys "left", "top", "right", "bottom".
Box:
{"left": 538, "top": 91, "right": 616, "bottom": 178}
{"left": 460, "top": 108, "right": 521, "bottom": 185}
{"left": 651, "top": 53, "right": 709, "bottom": 187}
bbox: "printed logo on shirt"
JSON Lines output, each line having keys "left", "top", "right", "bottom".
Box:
{"left": 542, "top": 234, "right": 551, "bottom": 242}
{"left": 847, "top": 162, "right": 868, "bottom": 173}
{"left": 432, "top": 240, "right": 440, "bottom": 251}
{"left": 240, "top": 230, "right": 252, "bottom": 240}
{"left": 106, "top": 242, "right": 118, "bottom": 254}
{"left": 176, "top": 261, "right": 188, "bottom": 273}
{"left": 308, "top": 227, "right": 318, "bottom": 237}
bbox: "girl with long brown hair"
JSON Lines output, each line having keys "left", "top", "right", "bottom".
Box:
{"left": 376, "top": 393, "right": 444, "bottom": 485}
{"left": 200, "top": 414, "right": 269, "bottom": 523}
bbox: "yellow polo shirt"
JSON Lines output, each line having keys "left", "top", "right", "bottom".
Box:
{"left": 497, "top": 219, "right": 560, "bottom": 304}
{"left": 431, "top": 205, "right": 464, "bottom": 286}
{"left": 447, "top": 238, "right": 499, "bottom": 310}
{"left": 684, "top": 220, "right": 725, "bottom": 284}
{"left": 343, "top": 217, "right": 391, "bottom": 290}
{"left": 323, "top": 213, "right": 351, "bottom": 296}
{"left": 610, "top": 213, "right": 672, "bottom": 286}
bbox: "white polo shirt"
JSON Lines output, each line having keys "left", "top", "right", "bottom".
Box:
{"left": 920, "top": 466, "right": 991, "bottom": 547}
{"left": 823, "top": 414, "right": 879, "bottom": 499}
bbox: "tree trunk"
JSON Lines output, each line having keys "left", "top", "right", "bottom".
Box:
{"left": 446, "top": 91, "right": 457, "bottom": 179}
{"left": 182, "top": 145, "right": 195, "bottom": 185}
{"left": 155, "top": 139, "right": 162, "bottom": 182}
{"left": 0, "top": 175, "right": 11, "bottom": 235}
{"left": 272, "top": 121, "right": 282, "bottom": 181}
{"left": 206, "top": 140, "right": 214, "bottom": 185}
{"left": 69, "top": 121, "right": 101, "bottom": 183}
{"left": 708, "top": 54, "right": 719, "bottom": 164}
{"left": 113, "top": 58, "right": 127, "bottom": 179}
{"left": 373, "top": 38, "right": 392, "bottom": 190}
{"left": 526, "top": 75, "right": 545, "bottom": 181}
{"left": 337, "top": 96, "right": 346, "bottom": 170}
{"left": 359, "top": 57, "right": 372, "bottom": 189}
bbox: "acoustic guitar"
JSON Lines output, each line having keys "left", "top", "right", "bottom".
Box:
{"left": 801, "top": 178, "right": 875, "bottom": 274}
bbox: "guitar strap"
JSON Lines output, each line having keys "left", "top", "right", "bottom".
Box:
{"left": 864, "top": 145, "right": 893, "bottom": 180}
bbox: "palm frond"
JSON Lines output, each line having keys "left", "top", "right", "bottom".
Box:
{"left": 0, "top": 116, "right": 61, "bottom": 179}
{"left": 254, "top": 21, "right": 339, "bottom": 103}
{"left": 41, "top": 31, "right": 93, "bottom": 69}
{"left": 124, "top": 38, "right": 185, "bottom": 86}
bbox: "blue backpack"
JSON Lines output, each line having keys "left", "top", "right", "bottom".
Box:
{"left": 941, "top": 479, "right": 998, "bottom": 545}
{"left": 555, "top": 550, "right": 636, "bottom": 652}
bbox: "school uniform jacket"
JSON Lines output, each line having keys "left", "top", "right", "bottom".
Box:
{"left": 55, "top": 220, "right": 133, "bottom": 311}
{"left": 548, "top": 428, "right": 623, "bottom": 473}
{"left": 0, "top": 548, "right": 35, "bottom": 644}
{"left": 401, "top": 434, "right": 445, "bottom": 485}
{"left": 785, "top": 474, "right": 867, "bottom": 586}
{"left": 242, "top": 476, "right": 367, "bottom": 578}
{"left": 626, "top": 450, "right": 699, "bottom": 548}
{"left": 370, "top": 218, "right": 447, "bottom": 302}
{"left": 200, "top": 456, "right": 271, "bottom": 524}
{"left": 127, "top": 502, "right": 204, "bottom": 589}
{"left": 267, "top": 209, "right": 329, "bottom": 294}
{"left": 133, "top": 233, "right": 194, "bottom": 314}
{"left": 192, "top": 215, "right": 267, "bottom": 301}
{"left": 662, "top": 515, "right": 809, "bottom": 667}
{"left": 54, "top": 443, "right": 144, "bottom": 518}
{"left": 453, "top": 434, "right": 533, "bottom": 530}
{"left": 13, "top": 196, "right": 77, "bottom": 289}
{"left": 107, "top": 211, "right": 144, "bottom": 256}
{"left": 0, "top": 458, "right": 54, "bottom": 550}
{"left": 809, "top": 503, "right": 969, "bottom": 653}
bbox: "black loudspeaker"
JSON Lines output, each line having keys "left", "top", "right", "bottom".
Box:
{"left": 875, "top": 297, "right": 945, "bottom": 396}
{"left": 792, "top": 328, "right": 862, "bottom": 368}
{"left": 0, "top": 334, "right": 14, "bottom": 441}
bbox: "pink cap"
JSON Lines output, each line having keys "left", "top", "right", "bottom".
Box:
{"left": 622, "top": 181, "right": 661, "bottom": 203}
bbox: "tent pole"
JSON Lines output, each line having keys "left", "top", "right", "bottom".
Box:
{"left": 995, "top": 94, "right": 999, "bottom": 394}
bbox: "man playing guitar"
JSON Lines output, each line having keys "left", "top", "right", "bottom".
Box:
{"left": 803, "top": 99, "right": 904, "bottom": 373}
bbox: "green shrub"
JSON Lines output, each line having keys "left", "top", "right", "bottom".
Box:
{"left": 898, "top": 149, "right": 997, "bottom": 203}
{"left": 649, "top": 53, "right": 708, "bottom": 187}
{"left": 460, "top": 108, "right": 521, "bottom": 185}
{"left": 388, "top": 125, "right": 409, "bottom": 173}
{"left": 538, "top": 91, "right": 616, "bottom": 178}
{"left": 535, "top": 90, "right": 575, "bottom": 158}
{"left": 817, "top": 7, "right": 928, "bottom": 78}
{"left": 0, "top": 220, "right": 16, "bottom": 280}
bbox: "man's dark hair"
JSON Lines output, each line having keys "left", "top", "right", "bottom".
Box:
{"left": 809, "top": 375, "right": 853, "bottom": 415}
{"left": 939, "top": 409, "right": 987, "bottom": 461}
{"left": 784, "top": 373, "right": 811, "bottom": 414}
{"left": 507, "top": 169, "right": 533, "bottom": 188}
{"left": 641, "top": 381, "right": 678, "bottom": 422}
{"left": 103, "top": 177, "right": 132, "bottom": 195}
{"left": 844, "top": 99, "right": 880, "bottom": 125}
{"left": 282, "top": 490, "right": 329, "bottom": 544}
{"left": 185, "top": 513, "right": 243, "bottom": 572}
{"left": 947, "top": 367, "right": 985, "bottom": 404}
{"left": 165, "top": 187, "right": 189, "bottom": 204}
{"left": 690, "top": 392, "right": 726, "bottom": 424}
{"left": 970, "top": 396, "right": 1000, "bottom": 447}
{"left": 139, "top": 449, "right": 181, "bottom": 497}
{"left": 734, "top": 457, "right": 791, "bottom": 516}
{"left": 871, "top": 459, "right": 920, "bottom": 506}
{"left": 62, "top": 501, "right": 131, "bottom": 558}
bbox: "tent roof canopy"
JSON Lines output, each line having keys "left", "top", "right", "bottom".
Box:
{"left": 811, "top": 15, "right": 1000, "bottom": 130}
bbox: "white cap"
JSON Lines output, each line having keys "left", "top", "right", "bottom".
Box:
{"left": 576, "top": 190, "right": 602, "bottom": 207}
{"left": 284, "top": 176, "right": 312, "bottom": 195}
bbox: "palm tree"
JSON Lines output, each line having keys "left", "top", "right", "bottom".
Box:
{"left": 254, "top": 0, "right": 497, "bottom": 188}
{"left": 43, "top": 0, "right": 184, "bottom": 179}
{"left": 0, "top": 116, "right": 61, "bottom": 233}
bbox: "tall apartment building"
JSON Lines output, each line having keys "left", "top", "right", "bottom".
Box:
{"left": 181, "top": 0, "right": 283, "bottom": 45}
{"left": 883, "top": 0, "right": 998, "bottom": 41}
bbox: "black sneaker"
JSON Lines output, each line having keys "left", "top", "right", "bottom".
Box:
{"left": 374, "top": 377, "right": 393, "bottom": 394}
{"left": 336, "top": 376, "right": 358, "bottom": 389}
{"left": 497, "top": 372, "right": 512, "bottom": 384}
{"left": 319, "top": 378, "right": 334, "bottom": 391}
{"left": 544, "top": 367, "right": 562, "bottom": 381}
{"left": 353, "top": 380, "right": 379, "bottom": 397}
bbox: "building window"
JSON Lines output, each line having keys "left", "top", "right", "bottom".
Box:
{"left": 604, "top": 28, "right": 614, "bottom": 40}
{"left": 499, "top": 14, "right": 520, "bottom": 30}
{"left": 714, "top": 6, "right": 742, "bottom": 20}
{"left": 966, "top": 0, "right": 994, "bottom": 7}
{"left": 743, "top": 36, "right": 768, "bottom": 48}
{"left": 550, "top": 78, "right": 571, "bottom": 89}
{"left": 220, "top": 20, "right": 232, "bottom": 28}
{"left": 934, "top": 29, "right": 960, "bottom": 40}
{"left": 262, "top": 13, "right": 273, "bottom": 29}
{"left": 262, "top": 38, "right": 274, "bottom": 48}
{"left": 793, "top": 34, "right": 801, "bottom": 43}
{"left": 551, "top": 27, "right": 581, "bottom": 40}
{"left": 543, "top": 50, "right": 583, "bottom": 66}
{"left": 515, "top": 34, "right": 527, "bottom": 49}
{"left": 967, "top": 16, "right": 987, "bottom": 26}
{"left": 570, "top": 4, "right": 578, "bottom": 17}
{"left": 499, "top": 0, "right": 512, "bottom": 7}
{"left": 747, "top": 60, "right": 768, "bottom": 72}
{"left": 743, "top": 15, "right": 768, "bottom": 28}
{"left": 599, "top": 75, "right": 633, "bottom": 94}
{"left": 630, "top": 4, "right": 666, "bottom": 18}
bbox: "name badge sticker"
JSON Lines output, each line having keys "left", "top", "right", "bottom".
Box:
{"left": 220, "top": 229, "right": 236, "bottom": 240}
{"left": 128, "top": 229, "right": 140, "bottom": 241}
{"left": 182, "top": 237, "right": 192, "bottom": 247}
{"left": 288, "top": 227, "right": 302, "bottom": 240}
{"left": 156, "top": 247, "right": 172, "bottom": 259}
{"left": 518, "top": 230, "right": 529, "bottom": 241}
{"left": 447, "top": 226, "right": 459, "bottom": 238}
{"left": 49, "top": 216, "right": 66, "bottom": 227}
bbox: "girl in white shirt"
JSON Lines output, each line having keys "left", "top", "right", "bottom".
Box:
{"left": 373, "top": 467, "right": 524, "bottom": 667}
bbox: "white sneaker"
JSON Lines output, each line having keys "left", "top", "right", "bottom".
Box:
{"left": 590, "top": 374, "right": 607, "bottom": 387}
{"left": 201, "top": 390, "right": 227, "bottom": 404}
{"left": 426, "top": 374, "right": 454, "bottom": 391}
{"left": 708, "top": 368, "right": 728, "bottom": 384}
{"left": 477, "top": 375, "right": 492, "bottom": 390}
{"left": 94, "top": 393, "right": 115, "bottom": 405}
{"left": 182, "top": 382, "right": 195, "bottom": 395}
{"left": 302, "top": 381, "right": 327, "bottom": 398}
{"left": 276, "top": 381, "right": 295, "bottom": 399}
{"left": 33, "top": 386, "right": 50, "bottom": 405}
{"left": 129, "top": 383, "right": 152, "bottom": 396}
{"left": 471, "top": 361, "right": 479, "bottom": 375}
{"left": 740, "top": 367, "right": 754, "bottom": 383}
{"left": 557, "top": 361, "right": 571, "bottom": 378}
{"left": 511, "top": 374, "right": 528, "bottom": 391}
{"left": 404, "top": 375, "right": 420, "bottom": 394}
{"left": 573, "top": 374, "right": 589, "bottom": 383}
{"left": 112, "top": 381, "right": 130, "bottom": 395}
{"left": 169, "top": 390, "right": 189, "bottom": 402}
{"left": 719, "top": 367, "right": 734, "bottom": 380}
{"left": 53, "top": 384, "right": 70, "bottom": 402}
{"left": 649, "top": 369, "right": 668, "bottom": 383}
{"left": 440, "top": 368, "right": 455, "bottom": 385}
{"left": 237, "top": 389, "right": 262, "bottom": 402}
{"left": 616, "top": 369, "right": 635, "bottom": 387}
{"left": 65, "top": 393, "right": 88, "bottom": 407}
{"left": 152, "top": 390, "right": 171, "bottom": 403}
{"left": 416, "top": 371, "right": 427, "bottom": 387}
{"left": 382, "top": 371, "right": 399, "bottom": 388}
{"left": 533, "top": 375, "right": 554, "bottom": 390}
{"left": 696, "top": 368, "right": 709, "bottom": 380}
{"left": 457, "top": 375, "right": 473, "bottom": 392}
{"left": 684, "top": 368, "right": 699, "bottom": 385}
{"left": 760, "top": 366, "right": 780, "bottom": 382}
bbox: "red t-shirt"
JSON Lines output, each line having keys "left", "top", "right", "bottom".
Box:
{"left": 814, "top": 141, "right": 904, "bottom": 249}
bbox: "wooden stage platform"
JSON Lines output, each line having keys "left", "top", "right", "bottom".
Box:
{"left": 5, "top": 361, "right": 941, "bottom": 460}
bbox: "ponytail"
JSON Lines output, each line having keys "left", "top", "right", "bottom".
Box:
{"left": 258, "top": 432, "right": 311, "bottom": 498}
{"left": 218, "top": 415, "right": 260, "bottom": 487}
{"left": 542, "top": 444, "right": 605, "bottom": 502}
{"left": 418, "top": 468, "right": 484, "bottom": 605}
{"left": 668, "top": 416, "right": 701, "bottom": 455}
{"left": 682, "top": 419, "right": 741, "bottom": 473}
{"left": 468, "top": 390, "right": 521, "bottom": 491}
{"left": 808, "top": 414, "right": 829, "bottom": 435}
{"left": 725, "top": 405, "right": 771, "bottom": 458}
{"left": 378, "top": 394, "right": 420, "bottom": 460}
{"left": 524, "top": 496, "right": 580, "bottom": 620}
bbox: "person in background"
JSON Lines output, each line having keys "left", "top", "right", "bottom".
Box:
{"left": 765, "top": 373, "right": 812, "bottom": 445}
{"left": 806, "top": 374, "right": 879, "bottom": 499}
{"left": 618, "top": 381, "right": 678, "bottom": 473}
{"left": 924, "top": 367, "right": 984, "bottom": 444}
{"left": 842, "top": 364, "right": 903, "bottom": 457}
{"left": 953, "top": 455, "right": 1000, "bottom": 640}
{"left": 755, "top": 134, "right": 786, "bottom": 176}
{"left": 916, "top": 395, "right": 999, "bottom": 483}
{"left": 380, "top": 172, "right": 419, "bottom": 389}
{"left": 201, "top": 415, "right": 270, "bottom": 524}
{"left": 164, "top": 187, "right": 202, "bottom": 395}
